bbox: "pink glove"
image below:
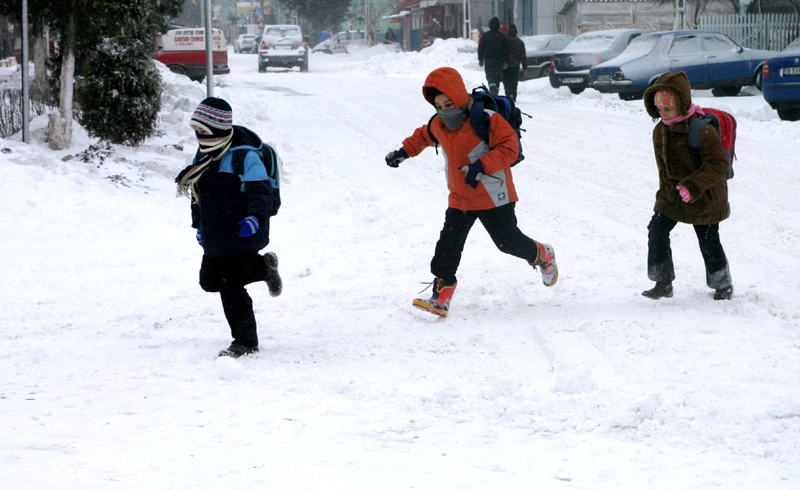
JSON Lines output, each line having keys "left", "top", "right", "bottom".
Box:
{"left": 676, "top": 185, "right": 691, "bottom": 203}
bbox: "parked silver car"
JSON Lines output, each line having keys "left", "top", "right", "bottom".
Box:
{"left": 520, "top": 34, "right": 575, "bottom": 80}
{"left": 258, "top": 24, "right": 308, "bottom": 72}
{"left": 550, "top": 29, "right": 649, "bottom": 94}
{"left": 234, "top": 34, "right": 256, "bottom": 53}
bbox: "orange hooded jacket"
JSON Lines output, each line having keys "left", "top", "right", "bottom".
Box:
{"left": 400, "top": 67, "right": 520, "bottom": 211}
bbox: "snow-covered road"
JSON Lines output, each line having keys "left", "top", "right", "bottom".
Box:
{"left": 2, "top": 39, "right": 800, "bottom": 489}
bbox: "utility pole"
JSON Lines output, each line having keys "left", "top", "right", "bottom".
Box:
{"left": 674, "top": 0, "right": 687, "bottom": 30}
{"left": 21, "top": 0, "right": 29, "bottom": 142}
{"left": 204, "top": 0, "right": 214, "bottom": 97}
{"left": 463, "top": 0, "right": 471, "bottom": 39}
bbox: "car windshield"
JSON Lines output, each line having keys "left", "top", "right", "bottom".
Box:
{"left": 265, "top": 26, "right": 300, "bottom": 38}
{"left": 566, "top": 33, "right": 617, "bottom": 50}
{"left": 783, "top": 38, "right": 800, "bottom": 53}
{"left": 621, "top": 36, "right": 659, "bottom": 56}
{"left": 523, "top": 38, "right": 549, "bottom": 51}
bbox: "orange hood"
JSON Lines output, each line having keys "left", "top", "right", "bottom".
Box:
{"left": 422, "top": 67, "right": 470, "bottom": 107}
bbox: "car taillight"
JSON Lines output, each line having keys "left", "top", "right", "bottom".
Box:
{"left": 550, "top": 55, "right": 555, "bottom": 70}
{"left": 615, "top": 71, "right": 624, "bottom": 80}
{"left": 763, "top": 59, "right": 771, "bottom": 78}
{"left": 260, "top": 40, "right": 267, "bottom": 50}
{"left": 302, "top": 41, "right": 307, "bottom": 50}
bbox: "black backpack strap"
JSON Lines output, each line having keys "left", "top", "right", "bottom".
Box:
{"left": 426, "top": 113, "right": 440, "bottom": 154}
{"left": 231, "top": 148, "right": 247, "bottom": 176}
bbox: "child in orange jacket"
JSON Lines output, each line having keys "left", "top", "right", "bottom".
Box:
{"left": 385, "top": 67, "right": 558, "bottom": 317}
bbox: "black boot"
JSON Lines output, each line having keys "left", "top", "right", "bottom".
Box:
{"left": 263, "top": 252, "right": 282, "bottom": 297}
{"left": 642, "top": 281, "right": 673, "bottom": 300}
{"left": 714, "top": 285, "right": 733, "bottom": 300}
{"left": 218, "top": 343, "right": 259, "bottom": 358}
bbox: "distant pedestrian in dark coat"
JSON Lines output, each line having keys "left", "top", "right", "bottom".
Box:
{"left": 502, "top": 24, "right": 527, "bottom": 102}
{"left": 176, "top": 97, "right": 283, "bottom": 358}
{"left": 477, "top": 17, "right": 509, "bottom": 96}
{"left": 641, "top": 72, "right": 733, "bottom": 301}
{"left": 384, "top": 27, "right": 396, "bottom": 44}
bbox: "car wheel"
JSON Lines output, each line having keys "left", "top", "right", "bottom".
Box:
{"left": 755, "top": 67, "right": 764, "bottom": 91}
{"left": 569, "top": 86, "right": 584, "bottom": 95}
{"left": 712, "top": 86, "right": 741, "bottom": 97}
{"left": 549, "top": 72, "right": 560, "bottom": 89}
{"left": 539, "top": 66, "right": 551, "bottom": 79}
{"left": 168, "top": 65, "right": 186, "bottom": 77}
{"left": 777, "top": 108, "right": 800, "bottom": 121}
{"left": 619, "top": 91, "right": 644, "bottom": 101}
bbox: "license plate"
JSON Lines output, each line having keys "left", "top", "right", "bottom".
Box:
{"left": 562, "top": 77, "right": 583, "bottom": 84}
{"left": 597, "top": 75, "right": 611, "bottom": 82}
{"left": 274, "top": 44, "right": 292, "bottom": 50}
{"left": 785, "top": 66, "right": 800, "bottom": 75}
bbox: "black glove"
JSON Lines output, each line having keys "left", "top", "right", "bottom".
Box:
{"left": 385, "top": 148, "right": 408, "bottom": 168}
{"left": 462, "top": 160, "right": 485, "bottom": 189}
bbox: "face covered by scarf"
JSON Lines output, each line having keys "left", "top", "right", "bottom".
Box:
{"left": 195, "top": 125, "right": 233, "bottom": 162}
{"left": 437, "top": 99, "right": 472, "bottom": 131}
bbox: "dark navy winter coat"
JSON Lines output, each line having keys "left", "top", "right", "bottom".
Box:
{"left": 186, "top": 125, "right": 274, "bottom": 257}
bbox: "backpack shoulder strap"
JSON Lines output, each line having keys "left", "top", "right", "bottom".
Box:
{"left": 470, "top": 97, "right": 491, "bottom": 145}
{"left": 231, "top": 148, "right": 251, "bottom": 176}
{"left": 687, "top": 116, "right": 711, "bottom": 152}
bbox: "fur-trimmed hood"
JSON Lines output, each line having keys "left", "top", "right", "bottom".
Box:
{"left": 644, "top": 71, "right": 692, "bottom": 119}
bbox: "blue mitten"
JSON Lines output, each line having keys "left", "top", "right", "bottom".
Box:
{"left": 196, "top": 230, "right": 202, "bottom": 246}
{"left": 238, "top": 216, "right": 260, "bottom": 237}
{"left": 462, "top": 160, "right": 485, "bottom": 189}
{"left": 385, "top": 148, "right": 408, "bottom": 168}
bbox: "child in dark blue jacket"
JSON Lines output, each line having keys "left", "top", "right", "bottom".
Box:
{"left": 176, "top": 97, "right": 282, "bottom": 358}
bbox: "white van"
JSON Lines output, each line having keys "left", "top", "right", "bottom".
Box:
{"left": 155, "top": 28, "right": 230, "bottom": 82}
{"left": 312, "top": 30, "right": 369, "bottom": 54}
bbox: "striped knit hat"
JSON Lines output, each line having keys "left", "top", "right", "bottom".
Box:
{"left": 190, "top": 97, "right": 233, "bottom": 136}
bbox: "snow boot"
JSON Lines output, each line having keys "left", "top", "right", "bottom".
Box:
{"left": 218, "top": 343, "right": 259, "bottom": 358}
{"left": 413, "top": 278, "right": 457, "bottom": 317}
{"left": 642, "top": 281, "right": 673, "bottom": 300}
{"left": 714, "top": 285, "right": 733, "bottom": 300}
{"left": 531, "top": 242, "right": 558, "bottom": 287}
{"left": 263, "top": 252, "right": 282, "bottom": 297}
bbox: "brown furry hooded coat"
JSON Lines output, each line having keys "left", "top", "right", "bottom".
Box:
{"left": 643, "top": 71, "right": 730, "bottom": 225}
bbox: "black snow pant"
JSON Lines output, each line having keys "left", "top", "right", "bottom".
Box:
{"left": 502, "top": 67, "right": 520, "bottom": 102}
{"left": 431, "top": 203, "right": 539, "bottom": 285}
{"left": 646, "top": 212, "right": 731, "bottom": 289}
{"left": 199, "top": 253, "right": 268, "bottom": 348}
{"left": 484, "top": 59, "right": 504, "bottom": 96}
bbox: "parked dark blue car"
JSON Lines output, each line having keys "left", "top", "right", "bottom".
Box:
{"left": 589, "top": 30, "right": 780, "bottom": 100}
{"left": 762, "top": 37, "right": 800, "bottom": 121}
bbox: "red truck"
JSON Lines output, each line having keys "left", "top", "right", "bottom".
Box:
{"left": 155, "top": 28, "right": 230, "bottom": 82}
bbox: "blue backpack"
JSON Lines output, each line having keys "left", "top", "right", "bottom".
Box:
{"left": 231, "top": 143, "right": 281, "bottom": 216}
{"left": 427, "top": 86, "right": 529, "bottom": 166}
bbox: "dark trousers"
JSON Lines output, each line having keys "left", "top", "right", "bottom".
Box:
{"left": 484, "top": 59, "right": 504, "bottom": 96}
{"left": 199, "top": 253, "right": 267, "bottom": 348}
{"left": 502, "top": 67, "right": 519, "bottom": 102}
{"left": 646, "top": 212, "right": 731, "bottom": 289}
{"left": 431, "top": 203, "right": 538, "bottom": 284}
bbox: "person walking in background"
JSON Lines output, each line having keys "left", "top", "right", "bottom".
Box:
{"left": 502, "top": 24, "right": 527, "bottom": 102}
{"left": 383, "top": 67, "right": 558, "bottom": 318}
{"left": 641, "top": 72, "right": 734, "bottom": 301}
{"left": 384, "top": 27, "right": 396, "bottom": 44}
{"left": 176, "top": 97, "right": 283, "bottom": 358}
{"left": 477, "top": 17, "right": 509, "bottom": 96}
